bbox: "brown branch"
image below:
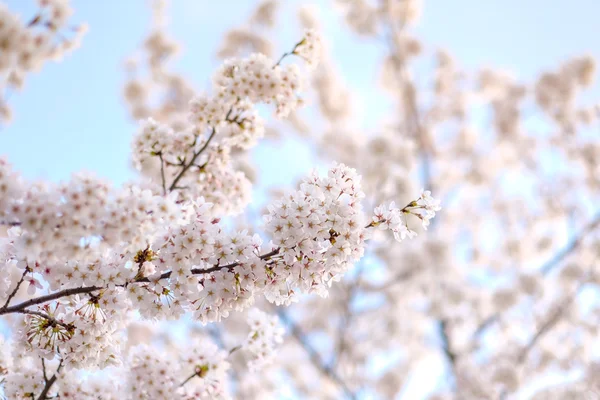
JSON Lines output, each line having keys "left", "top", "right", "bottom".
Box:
{"left": 2, "top": 267, "right": 29, "bottom": 309}
{"left": 179, "top": 371, "right": 198, "bottom": 387}
{"left": 0, "top": 206, "right": 384, "bottom": 317}
{"left": 41, "top": 358, "right": 48, "bottom": 383}
{"left": 168, "top": 126, "right": 218, "bottom": 192}
{"left": 166, "top": 38, "right": 306, "bottom": 193}
{"left": 274, "top": 40, "right": 304, "bottom": 67}
{"left": 0, "top": 249, "right": 282, "bottom": 315}
{"left": 36, "top": 360, "right": 62, "bottom": 400}
{"left": 192, "top": 248, "right": 280, "bottom": 275}
{"left": 0, "top": 286, "right": 101, "bottom": 315}
{"left": 134, "top": 248, "right": 282, "bottom": 284}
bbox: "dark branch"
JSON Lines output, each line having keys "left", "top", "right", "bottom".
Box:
{"left": 41, "top": 358, "right": 48, "bottom": 383}
{"left": 2, "top": 267, "right": 29, "bottom": 309}
{"left": 179, "top": 372, "right": 198, "bottom": 387}
{"left": 0, "top": 286, "right": 101, "bottom": 315}
{"left": 36, "top": 360, "right": 62, "bottom": 400}
{"left": 439, "top": 319, "right": 458, "bottom": 377}
{"left": 274, "top": 40, "right": 304, "bottom": 67}
{"left": 517, "top": 283, "right": 585, "bottom": 364}
{"left": 0, "top": 249, "right": 282, "bottom": 315}
{"left": 168, "top": 127, "right": 218, "bottom": 192}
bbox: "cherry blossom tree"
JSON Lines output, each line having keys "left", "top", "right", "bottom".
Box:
{"left": 1, "top": 0, "right": 599, "bottom": 399}
{"left": 0, "top": 1, "right": 440, "bottom": 399}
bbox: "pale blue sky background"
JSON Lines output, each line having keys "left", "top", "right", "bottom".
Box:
{"left": 1, "top": 1, "right": 600, "bottom": 399}
{"left": 2, "top": 0, "right": 600, "bottom": 187}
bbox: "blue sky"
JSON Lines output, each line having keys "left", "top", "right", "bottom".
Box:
{"left": 2, "top": 1, "right": 600, "bottom": 398}
{"left": 2, "top": 0, "right": 600, "bottom": 186}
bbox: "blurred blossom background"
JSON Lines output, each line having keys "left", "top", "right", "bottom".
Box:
{"left": 1, "top": 0, "right": 600, "bottom": 399}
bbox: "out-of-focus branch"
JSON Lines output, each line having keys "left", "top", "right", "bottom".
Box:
{"left": 471, "top": 211, "right": 600, "bottom": 343}
{"left": 518, "top": 280, "right": 587, "bottom": 364}
{"left": 360, "top": 267, "right": 418, "bottom": 292}
{"left": 206, "top": 324, "right": 241, "bottom": 383}
{"left": 382, "top": 15, "right": 431, "bottom": 190}
{"left": 439, "top": 319, "right": 458, "bottom": 383}
{"left": 331, "top": 267, "right": 364, "bottom": 369}
{"left": 276, "top": 309, "right": 357, "bottom": 400}
{"left": 540, "top": 212, "right": 600, "bottom": 275}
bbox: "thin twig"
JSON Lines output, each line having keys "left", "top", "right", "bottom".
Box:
{"left": 274, "top": 40, "right": 304, "bottom": 67}
{"left": 168, "top": 127, "right": 217, "bottom": 192}
{"left": 2, "top": 267, "right": 29, "bottom": 309}
{"left": 179, "top": 372, "right": 197, "bottom": 387}
{"left": 41, "top": 358, "right": 48, "bottom": 383}
{"left": 158, "top": 152, "right": 167, "bottom": 195}
{"left": 136, "top": 248, "right": 282, "bottom": 283}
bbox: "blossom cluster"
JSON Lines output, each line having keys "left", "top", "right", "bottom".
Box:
{"left": 263, "top": 163, "right": 369, "bottom": 302}
{"left": 3, "top": 364, "right": 45, "bottom": 400}
{"left": 0, "top": 0, "right": 87, "bottom": 122}
{"left": 292, "top": 29, "right": 323, "bottom": 69}
{"left": 372, "top": 190, "right": 441, "bottom": 241}
{"left": 17, "top": 297, "right": 123, "bottom": 369}
{"left": 0, "top": 169, "right": 184, "bottom": 269}
{"left": 244, "top": 308, "right": 284, "bottom": 371}
{"left": 1, "top": 159, "right": 437, "bottom": 371}
{"left": 0, "top": 7, "right": 444, "bottom": 398}
{"left": 130, "top": 30, "right": 320, "bottom": 213}
{"left": 0, "top": 307, "right": 285, "bottom": 399}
